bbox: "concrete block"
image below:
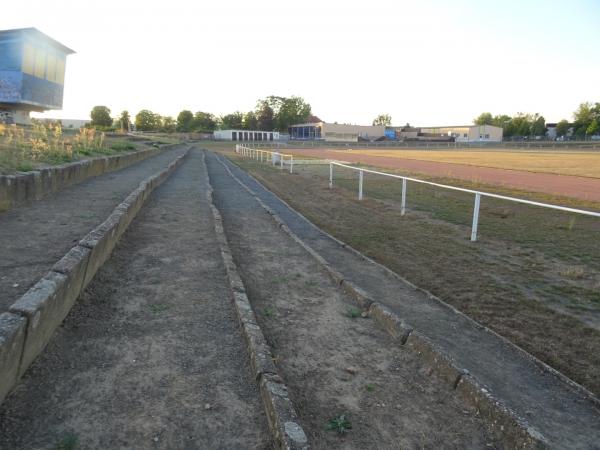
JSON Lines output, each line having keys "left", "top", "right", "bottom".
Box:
{"left": 241, "top": 321, "right": 278, "bottom": 378}
{"left": 51, "top": 245, "right": 91, "bottom": 312}
{"left": 259, "top": 374, "right": 308, "bottom": 450}
{"left": 456, "top": 374, "right": 548, "bottom": 448}
{"left": 79, "top": 212, "right": 122, "bottom": 288}
{"left": 404, "top": 330, "right": 464, "bottom": 388}
{"left": 0, "top": 176, "right": 14, "bottom": 212}
{"left": 368, "top": 302, "right": 413, "bottom": 343}
{"left": 9, "top": 271, "right": 69, "bottom": 375}
{"left": 13, "top": 172, "right": 35, "bottom": 204}
{"left": 0, "top": 312, "right": 27, "bottom": 403}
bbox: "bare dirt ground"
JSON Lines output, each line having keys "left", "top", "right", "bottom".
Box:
{"left": 205, "top": 151, "right": 504, "bottom": 449}
{"left": 0, "top": 150, "right": 270, "bottom": 449}
{"left": 0, "top": 144, "right": 189, "bottom": 313}
{"left": 287, "top": 148, "right": 600, "bottom": 202}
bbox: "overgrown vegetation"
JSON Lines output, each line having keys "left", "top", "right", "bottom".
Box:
{"left": 0, "top": 122, "right": 138, "bottom": 174}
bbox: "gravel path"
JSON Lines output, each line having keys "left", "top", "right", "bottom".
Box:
{"left": 0, "top": 150, "right": 270, "bottom": 449}
{"left": 205, "top": 151, "right": 502, "bottom": 449}
{"left": 0, "top": 145, "right": 189, "bottom": 313}
{"left": 216, "top": 151, "right": 600, "bottom": 449}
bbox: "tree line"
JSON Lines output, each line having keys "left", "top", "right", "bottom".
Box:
{"left": 474, "top": 101, "right": 600, "bottom": 139}
{"left": 88, "top": 96, "right": 313, "bottom": 133}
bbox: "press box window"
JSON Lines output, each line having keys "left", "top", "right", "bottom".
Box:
{"left": 46, "top": 55, "right": 57, "bottom": 83}
{"left": 34, "top": 49, "right": 46, "bottom": 78}
{"left": 22, "top": 43, "right": 35, "bottom": 75}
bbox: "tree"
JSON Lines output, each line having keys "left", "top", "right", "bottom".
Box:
{"left": 90, "top": 106, "right": 112, "bottom": 128}
{"left": 220, "top": 112, "right": 244, "bottom": 130}
{"left": 372, "top": 114, "right": 392, "bottom": 126}
{"left": 531, "top": 114, "right": 546, "bottom": 137}
{"left": 256, "top": 101, "right": 275, "bottom": 131}
{"left": 243, "top": 111, "right": 258, "bottom": 130}
{"left": 275, "top": 96, "right": 311, "bottom": 131}
{"left": 161, "top": 116, "right": 176, "bottom": 133}
{"left": 135, "top": 109, "right": 161, "bottom": 131}
{"left": 118, "top": 110, "right": 130, "bottom": 132}
{"left": 587, "top": 119, "right": 599, "bottom": 137}
{"left": 556, "top": 120, "right": 570, "bottom": 137}
{"left": 474, "top": 112, "right": 493, "bottom": 126}
{"left": 192, "top": 111, "right": 216, "bottom": 132}
{"left": 176, "top": 110, "right": 194, "bottom": 132}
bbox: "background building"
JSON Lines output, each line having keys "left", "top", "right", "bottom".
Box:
{"left": 289, "top": 122, "right": 386, "bottom": 142}
{"left": 0, "top": 28, "right": 74, "bottom": 125}
{"left": 213, "top": 129, "right": 280, "bottom": 141}
{"left": 416, "top": 125, "right": 503, "bottom": 142}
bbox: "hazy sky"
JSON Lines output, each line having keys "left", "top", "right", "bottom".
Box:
{"left": 2, "top": 0, "right": 599, "bottom": 126}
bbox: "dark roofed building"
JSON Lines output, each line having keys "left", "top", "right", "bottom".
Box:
{"left": 0, "top": 28, "right": 74, "bottom": 124}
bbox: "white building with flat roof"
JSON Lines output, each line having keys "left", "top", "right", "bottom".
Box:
{"left": 214, "top": 129, "right": 279, "bottom": 142}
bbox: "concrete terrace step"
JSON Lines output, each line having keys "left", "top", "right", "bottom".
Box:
{"left": 0, "top": 145, "right": 189, "bottom": 313}
{"left": 214, "top": 151, "right": 600, "bottom": 449}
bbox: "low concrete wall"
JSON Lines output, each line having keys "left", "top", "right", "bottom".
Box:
{"left": 0, "top": 144, "right": 173, "bottom": 213}
{"left": 0, "top": 149, "right": 189, "bottom": 404}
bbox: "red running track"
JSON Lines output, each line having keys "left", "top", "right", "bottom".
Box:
{"left": 291, "top": 149, "right": 600, "bottom": 203}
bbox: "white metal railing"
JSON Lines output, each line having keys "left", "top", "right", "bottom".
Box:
{"left": 236, "top": 144, "right": 294, "bottom": 173}
{"left": 328, "top": 161, "right": 600, "bottom": 241}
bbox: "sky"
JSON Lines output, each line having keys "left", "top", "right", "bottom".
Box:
{"left": 2, "top": 0, "right": 599, "bottom": 126}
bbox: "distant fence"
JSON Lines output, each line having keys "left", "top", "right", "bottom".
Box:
{"left": 242, "top": 140, "right": 600, "bottom": 151}
{"left": 235, "top": 145, "right": 294, "bottom": 173}
{"left": 235, "top": 145, "right": 600, "bottom": 242}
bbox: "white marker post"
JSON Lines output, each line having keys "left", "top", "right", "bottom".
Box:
{"left": 471, "top": 193, "right": 481, "bottom": 242}
{"left": 358, "top": 170, "right": 364, "bottom": 200}
{"left": 401, "top": 178, "right": 407, "bottom": 216}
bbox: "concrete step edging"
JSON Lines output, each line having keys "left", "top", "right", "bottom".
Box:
{"left": 202, "top": 151, "right": 309, "bottom": 450}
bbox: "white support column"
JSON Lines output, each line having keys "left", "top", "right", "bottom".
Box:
{"left": 280, "top": 154, "right": 284, "bottom": 170}
{"left": 471, "top": 192, "right": 481, "bottom": 242}
{"left": 290, "top": 155, "right": 294, "bottom": 174}
{"left": 329, "top": 163, "right": 333, "bottom": 188}
{"left": 358, "top": 169, "right": 364, "bottom": 200}
{"left": 401, "top": 178, "right": 407, "bottom": 216}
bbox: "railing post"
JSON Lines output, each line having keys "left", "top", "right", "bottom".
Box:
{"left": 401, "top": 178, "right": 407, "bottom": 216}
{"left": 272, "top": 152, "right": 276, "bottom": 166}
{"left": 329, "top": 163, "right": 333, "bottom": 188}
{"left": 471, "top": 192, "right": 481, "bottom": 242}
{"left": 358, "top": 169, "right": 364, "bottom": 200}
{"left": 290, "top": 155, "right": 293, "bottom": 173}
{"left": 280, "top": 153, "right": 284, "bottom": 170}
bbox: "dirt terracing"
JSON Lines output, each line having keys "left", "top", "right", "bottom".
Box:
{"left": 0, "top": 150, "right": 270, "bottom": 449}
{"left": 0, "top": 144, "right": 189, "bottom": 313}
{"left": 213, "top": 151, "right": 600, "bottom": 448}
{"left": 205, "top": 151, "right": 503, "bottom": 449}
{"left": 1, "top": 147, "right": 599, "bottom": 448}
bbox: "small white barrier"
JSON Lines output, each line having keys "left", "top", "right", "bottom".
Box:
{"left": 328, "top": 161, "right": 600, "bottom": 242}
{"left": 236, "top": 144, "right": 294, "bottom": 173}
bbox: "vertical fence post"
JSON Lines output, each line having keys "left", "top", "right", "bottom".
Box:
{"left": 471, "top": 192, "right": 481, "bottom": 242}
{"left": 401, "top": 178, "right": 407, "bottom": 216}
{"left": 329, "top": 163, "right": 333, "bottom": 188}
{"left": 280, "top": 154, "right": 284, "bottom": 170}
{"left": 358, "top": 169, "right": 364, "bottom": 200}
{"left": 290, "top": 155, "right": 293, "bottom": 173}
{"left": 272, "top": 153, "right": 276, "bottom": 167}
